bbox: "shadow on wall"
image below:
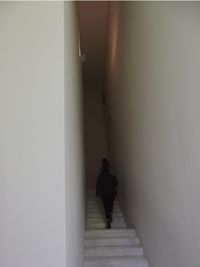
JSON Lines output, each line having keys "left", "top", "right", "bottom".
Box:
{"left": 84, "top": 86, "right": 108, "bottom": 189}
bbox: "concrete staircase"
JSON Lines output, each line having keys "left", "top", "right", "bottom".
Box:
{"left": 84, "top": 189, "right": 149, "bottom": 267}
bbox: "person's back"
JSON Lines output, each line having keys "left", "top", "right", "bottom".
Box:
{"left": 96, "top": 159, "right": 118, "bottom": 229}
{"left": 97, "top": 169, "right": 117, "bottom": 197}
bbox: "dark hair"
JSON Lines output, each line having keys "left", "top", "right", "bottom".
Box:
{"left": 102, "top": 158, "right": 110, "bottom": 167}
{"left": 100, "top": 158, "right": 110, "bottom": 175}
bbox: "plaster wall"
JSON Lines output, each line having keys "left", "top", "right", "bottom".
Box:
{"left": 106, "top": 3, "right": 200, "bottom": 267}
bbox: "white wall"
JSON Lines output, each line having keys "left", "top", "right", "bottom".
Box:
{"left": 64, "top": 3, "right": 85, "bottom": 267}
{"left": 0, "top": 2, "right": 84, "bottom": 267}
{"left": 106, "top": 3, "right": 200, "bottom": 267}
{"left": 84, "top": 86, "right": 107, "bottom": 188}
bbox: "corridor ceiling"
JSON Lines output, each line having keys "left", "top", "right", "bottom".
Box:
{"left": 78, "top": 1, "right": 109, "bottom": 86}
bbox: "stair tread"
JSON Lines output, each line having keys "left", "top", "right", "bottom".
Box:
{"left": 85, "top": 236, "right": 138, "bottom": 240}
{"left": 87, "top": 213, "right": 123, "bottom": 218}
{"left": 87, "top": 226, "right": 127, "bottom": 229}
{"left": 87, "top": 225, "right": 127, "bottom": 229}
{"left": 85, "top": 244, "right": 142, "bottom": 249}
{"left": 85, "top": 238, "right": 140, "bottom": 247}
{"left": 85, "top": 245, "right": 144, "bottom": 257}
{"left": 85, "top": 229, "right": 136, "bottom": 238}
{"left": 85, "top": 255, "right": 147, "bottom": 261}
{"left": 85, "top": 229, "right": 135, "bottom": 234}
{"left": 85, "top": 228, "right": 135, "bottom": 235}
{"left": 87, "top": 222, "right": 126, "bottom": 225}
{"left": 85, "top": 193, "right": 148, "bottom": 267}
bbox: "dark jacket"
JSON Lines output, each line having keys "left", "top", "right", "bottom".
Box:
{"left": 96, "top": 168, "right": 118, "bottom": 198}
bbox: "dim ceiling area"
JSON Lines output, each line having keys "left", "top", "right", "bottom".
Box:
{"left": 78, "top": 1, "right": 109, "bottom": 87}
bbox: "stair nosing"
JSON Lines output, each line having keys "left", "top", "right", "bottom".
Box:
{"left": 85, "top": 235, "right": 138, "bottom": 239}
{"left": 84, "top": 244, "right": 142, "bottom": 249}
{"left": 84, "top": 255, "right": 147, "bottom": 261}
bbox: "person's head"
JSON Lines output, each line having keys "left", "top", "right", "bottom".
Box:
{"left": 102, "top": 158, "right": 109, "bottom": 167}
{"left": 101, "top": 158, "right": 110, "bottom": 173}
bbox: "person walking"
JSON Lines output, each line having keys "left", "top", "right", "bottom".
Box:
{"left": 96, "top": 158, "right": 118, "bottom": 229}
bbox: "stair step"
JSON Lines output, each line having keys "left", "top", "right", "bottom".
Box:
{"left": 84, "top": 255, "right": 148, "bottom": 267}
{"left": 87, "top": 196, "right": 120, "bottom": 199}
{"left": 87, "top": 217, "right": 125, "bottom": 223}
{"left": 86, "top": 214, "right": 123, "bottom": 219}
{"left": 87, "top": 200, "right": 120, "bottom": 204}
{"left": 86, "top": 208, "right": 120, "bottom": 214}
{"left": 87, "top": 200, "right": 119, "bottom": 204}
{"left": 87, "top": 206, "right": 119, "bottom": 209}
{"left": 87, "top": 204, "right": 120, "bottom": 209}
{"left": 87, "top": 194, "right": 97, "bottom": 197}
{"left": 87, "top": 222, "right": 126, "bottom": 229}
{"left": 87, "top": 212, "right": 123, "bottom": 218}
{"left": 87, "top": 192, "right": 96, "bottom": 195}
{"left": 87, "top": 208, "right": 121, "bottom": 213}
{"left": 87, "top": 217, "right": 106, "bottom": 223}
{"left": 85, "top": 229, "right": 136, "bottom": 238}
{"left": 85, "top": 245, "right": 143, "bottom": 257}
{"left": 85, "top": 192, "right": 148, "bottom": 267}
{"left": 85, "top": 236, "right": 139, "bottom": 247}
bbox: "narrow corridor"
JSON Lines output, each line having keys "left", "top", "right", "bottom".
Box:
{"left": 1, "top": 2, "right": 200, "bottom": 267}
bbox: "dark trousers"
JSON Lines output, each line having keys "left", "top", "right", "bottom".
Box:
{"left": 102, "top": 195, "right": 115, "bottom": 220}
